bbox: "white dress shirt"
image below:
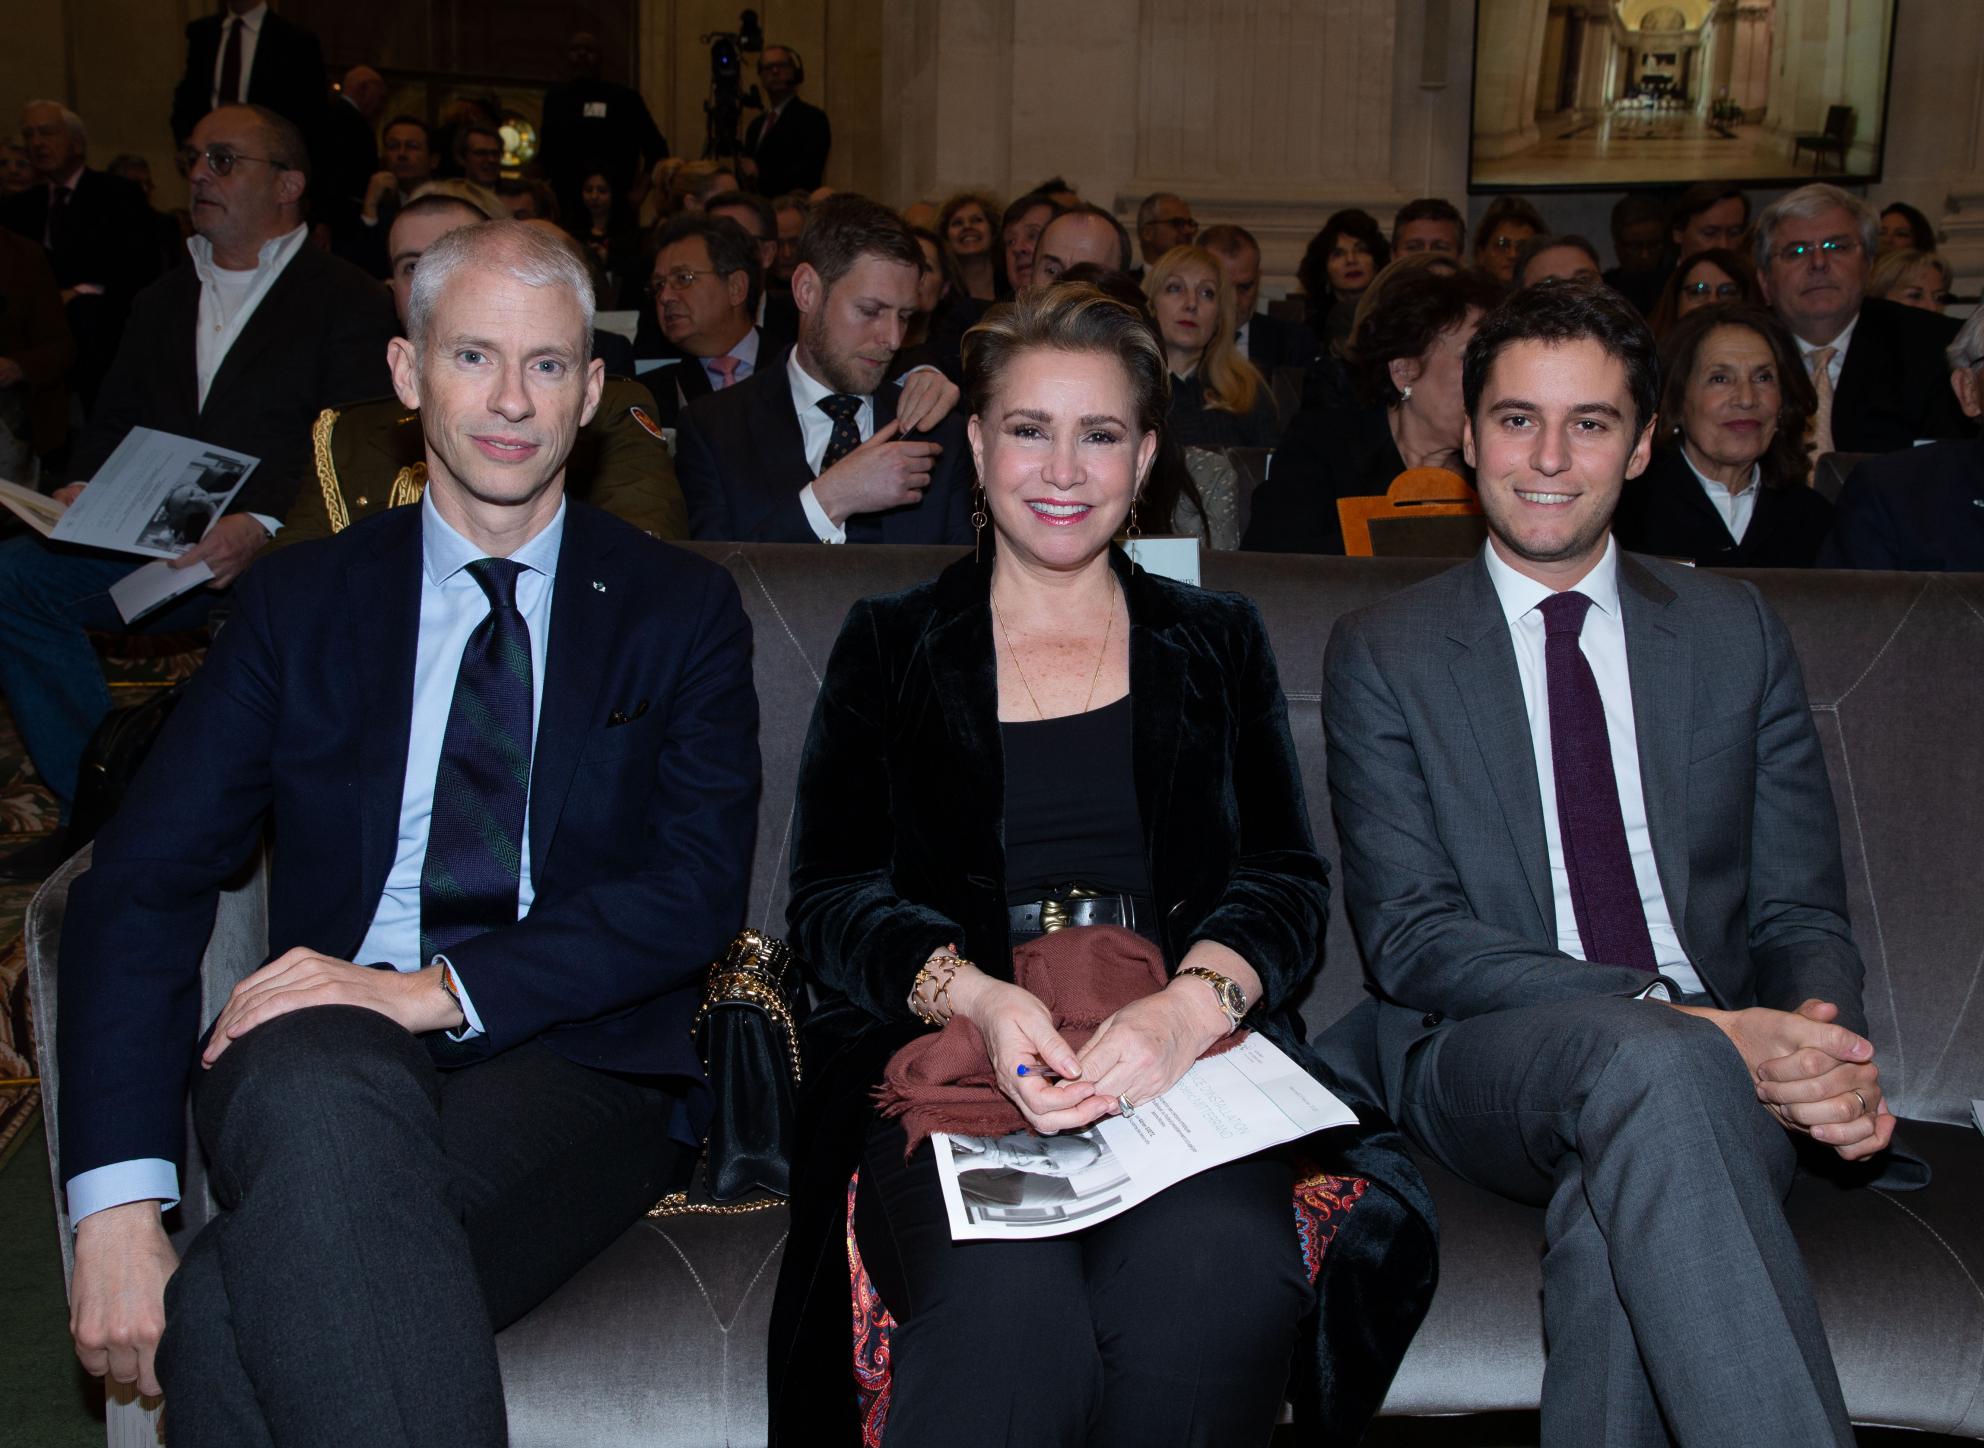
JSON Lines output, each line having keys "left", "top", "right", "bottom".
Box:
{"left": 188, "top": 222, "right": 308, "bottom": 410}
{"left": 65, "top": 495, "right": 564, "bottom": 1226}
{"left": 789, "top": 347, "right": 873, "bottom": 544}
{"left": 1680, "top": 449, "right": 1760, "bottom": 544}
{"left": 1795, "top": 312, "right": 1857, "bottom": 390}
{"left": 209, "top": 2, "right": 268, "bottom": 108}
{"left": 1483, "top": 539, "right": 1703, "bottom": 994}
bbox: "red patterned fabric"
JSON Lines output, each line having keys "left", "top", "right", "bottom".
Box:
{"left": 845, "top": 1162, "right": 1368, "bottom": 1440}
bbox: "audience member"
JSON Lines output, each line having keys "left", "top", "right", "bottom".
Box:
{"left": 281, "top": 200, "right": 687, "bottom": 546}
{"left": 1294, "top": 210, "right": 1387, "bottom": 358}
{"left": 457, "top": 123, "right": 505, "bottom": 187}
{"left": 899, "top": 199, "right": 938, "bottom": 230}
{"left": 1390, "top": 197, "right": 1465, "bottom": 258}
{"left": 539, "top": 30, "right": 669, "bottom": 205}
{"left": 0, "top": 226, "right": 74, "bottom": 478}
{"left": 1646, "top": 245, "right": 1760, "bottom": 340}
{"left": 1877, "top": 201, "right": 1935, "bottom": 254}
{"left": 430, "top": 96, "right": 499, "bottom": 182}
{"left": 105, "top": 152, "right": 187, "bottom": 277}
{"left": 903, "top": 225, "right": 948, "bottom": 348}
{"left": 1602, "top": 192, "right": 1670, "bottom": 314}
{"left": 674, "top": 193, "right": 973, "bottom": 544}
{"left": 1001, "top": 191, "right": 1060, "bottom": 295}
{"left": 1614, "top": 302, "right": 1832, "bottom": 567}
{"left": 1322, "top": 279, "right": 1908, "bottom": 1448}
{"left": 495, "top": 177, "right": 558, "bottom": 223}
{"left": 2, "top": 102, "right": 160, "bottom": 412}
{"left": 1030, "top": 174, "right": 1081, "bottom": 207}
{"left": 57, "top": 217, "right": 756, "bottom": 1438}
{"left": 705, "top": 189, "right": 800, "bottom": 346}
{"left": 1143, "top": 245, "right": 1276, "bottom": 450}
{"left": 1033, "top": 204, "right": 1133, "bottom": 287}
{"left": 1867, "top": 248, "right": 1951, "bottom": 314}
{"left": 569, "top": 167, "right": 642, "bottom": 308}
{"left": 771, "top": 190, "right": 809, "bottom": 287}
{"left": 1670, "top": 182, "right": 1748, "bottom": 260}
{"left": 0, "top": 104, "right": 394, "bottom": 868}
{"left": 939, "top": 190, "right": 1002, "bottom": 302}
{"left": 641, "top": 212, "right": 764, "bottom": 424}
{"left": 168, "top": 0, "right": 327, "bottom": 147}
{"left": 665, "top": 160, "right": 738, "bottom": 216}
{"left": 1135, "top": 190, "right": 1196, "bottom": 269}
{"left": 1514, "top": 233, "right": 1601, "bottom": 289}
{"left": 745, "top": 45, "right": 832, "bottom": 198}
{"left": 348, "top": 114, "right": 437, "bottom": 275}
{"left": 1473, "top": 195, "right": 1547, "bottom": 287}
{"left": 319, "top": 65, "right": 386, "bottom": 238}
{"left": 1819, "top": 308, "right": 1984, "bottom": 570}
{"left": 1242, "top": 265, "right": 1501, "bottom": 554}
{"left": 1754, "top": 182, "right": 1966, "bottom": 454}
{"left": 0, "top": 141, "right": 33, "bottom": 201}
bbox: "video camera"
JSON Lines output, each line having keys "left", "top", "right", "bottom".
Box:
{"left": 701, "top": 9, "right": 764, "bottom": 160}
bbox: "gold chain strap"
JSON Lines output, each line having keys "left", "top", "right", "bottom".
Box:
{"left": 646, "top": 1191, "right": 788, "bottom": 1219}
{"left": 692, "top": 928, "right": 804, "bottom": 1083}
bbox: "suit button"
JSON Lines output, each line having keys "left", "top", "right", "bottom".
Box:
{"left": 1421, "top": 1012, "right": 1444, "bottom": 1027}
{"left": 354, "top": 495, "right": 369, "bottom": 507}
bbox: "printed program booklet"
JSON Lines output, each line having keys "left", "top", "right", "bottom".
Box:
{"left": 931, "top": 1033, "right": 1356, "bottom": 1241}
{"left": 0, "top": 428, "right": 259, "bottom": 622}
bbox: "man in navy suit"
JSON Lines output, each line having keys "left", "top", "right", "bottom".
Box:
{"left": 674, "top": 193, "right": 975, "bottom": 544}
{"left": 59, "top": 219, "right": 760, "bottom": 1443}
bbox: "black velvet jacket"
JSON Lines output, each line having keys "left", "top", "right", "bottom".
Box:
{"left": 766, "top": 548, "right": 1439, "bottom": 1443}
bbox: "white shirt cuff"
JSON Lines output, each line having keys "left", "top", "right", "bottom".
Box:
{"left": 430, "top": 955, "right": 487, "bottom": 1040}
{"left": 798, "top": 482, "right": 847, "bottom": 544}
{"left": 247, "top": 513, "right": 281, "bottom": 537}
{"left": 67, "top": 1160, "right": 180, "bottom": 1226}
{"left": 1635, "top": 978, "right": 1675, "bottom": 1002}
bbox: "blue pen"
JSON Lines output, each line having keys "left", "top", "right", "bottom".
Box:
{"left": 1016, "top": 1062, "right": 1068, "bottom": 1083}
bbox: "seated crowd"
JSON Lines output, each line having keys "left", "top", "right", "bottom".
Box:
{"left": 0, "top": 38, "right": 1976, "bottom": 1448}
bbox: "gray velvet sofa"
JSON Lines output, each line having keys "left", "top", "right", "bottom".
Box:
{"left": 29, "top": 545, "right": 1984, "bottom": 1445}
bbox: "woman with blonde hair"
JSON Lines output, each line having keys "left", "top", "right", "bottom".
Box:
{"left": 1142, "top": 244, "right": 1277, "bottom": 448}
{"left": 1868, "top": 248, "right": 1952, "bottom": 314}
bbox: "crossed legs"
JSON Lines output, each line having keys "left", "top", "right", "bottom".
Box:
{"left": 157, "top": 1005, "right": 687, "bottom": 1447}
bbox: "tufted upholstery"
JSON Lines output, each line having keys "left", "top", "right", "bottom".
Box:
{"left": 29, "top": 547, "right": 1984, "bottom": 1443}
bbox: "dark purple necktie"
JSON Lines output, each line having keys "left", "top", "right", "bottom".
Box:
{"left": 1539, "top": 591, "right": 1658, "bottom": 972}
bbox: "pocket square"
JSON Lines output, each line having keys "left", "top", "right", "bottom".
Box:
{"left": 607, "top": 700, "right": 650, "bottom": 728}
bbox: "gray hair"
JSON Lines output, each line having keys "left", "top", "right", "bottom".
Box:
{"left": 1753, "top": 184, "right": 1878, "bottom": 273}
{"left": 406, "top": 219, "right": 595, "bottom": 356}
{"left": 1949, "top": 307, "right": 1984, "bottom": 373}
{"left": 23, "top": 100, "right": 86, "bottom": 150}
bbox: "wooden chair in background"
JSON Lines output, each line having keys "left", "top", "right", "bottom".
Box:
{"left": 1336, "top": 467, "right": 1487, "bottom": 558}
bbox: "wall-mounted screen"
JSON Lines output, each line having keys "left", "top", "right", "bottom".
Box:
{"left": 1469, "top": 0, "right": 1899, "bottom": 192}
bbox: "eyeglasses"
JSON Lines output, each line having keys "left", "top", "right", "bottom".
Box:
{"left": 1681, "top": 281, "right": 1744, "bottom": 299}
{"left": 1487, "top": 233, "right": 1531, "bottom": 251}
{"left": 177, "top": 143, "right": 287, "bottom": 177}
{"left": 645, "top": 267, "right": 727, "bottom": 297}
{"left": 1770, "top": 236, "right": 1859, "bottom": 266}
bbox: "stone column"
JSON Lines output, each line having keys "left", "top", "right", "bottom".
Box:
{"left": 1471, "top": 0, "right": 1553, "bottom": 158}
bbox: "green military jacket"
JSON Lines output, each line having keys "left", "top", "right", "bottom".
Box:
{"left": 275, "top": 376, "right": 689, "bottom": 550}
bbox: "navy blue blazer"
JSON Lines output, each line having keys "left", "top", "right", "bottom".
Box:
{"left": 57, "top": 500, "right": 761, "bottom": 1187}
{"left": 1818, "top": 434, "right": 1984, "bottom": 570}
{"left": 673, "top": 346, "right": 975, "bottom": 545}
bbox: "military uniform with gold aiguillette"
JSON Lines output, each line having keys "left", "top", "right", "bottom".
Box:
{"left": 274, "top": 376, "right": 689, "bottom": 550}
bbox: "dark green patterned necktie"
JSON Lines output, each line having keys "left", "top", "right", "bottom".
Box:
{"left": 420, "top": 558, "right": 533, "bottom": 963}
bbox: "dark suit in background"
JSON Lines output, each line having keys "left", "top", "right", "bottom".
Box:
{"left": 1242, "top": 310, "right": 1321, "bottom": 371}
{"left": 1613, "top": 446, "right": 1834, "bottom": 568}
{"left": 1827, "top": 297, "right": 1970, "bottom": 453}
{"left": 674, "top": 347, "right": 974, "bottom": 544}
{"left": 539, "top": 78, "right": 668, "bottom": 208}
{"left": 745, "top": 97, "right": 831, "bottom": 198}
{"left": 1323, "top": 550, "right": 1904, "bottom": 1446}
{"left": 0, "top": 170, "right": 161, "bottom": 410}
{"left": 316, "top": 93, "right": 379, "bottom": 238}
{"left": 60, "top": 500, "right": 759, "bottom": 1440}
{"left": 169, "top": 7, "right": 328, "bottom": 146}
{"left": 1817, "top": 435, "right": 1984, "bottom": 570}
{"left": 1241, "top": 401, "right": 1406, "bottom": 554}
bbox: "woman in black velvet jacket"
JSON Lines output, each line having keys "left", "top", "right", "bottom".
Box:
{"left": 765, "top": 284, "right": 1437, "bottom": 1447}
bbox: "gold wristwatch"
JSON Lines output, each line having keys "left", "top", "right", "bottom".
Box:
{"left": 1177, "top": 966, "right": 1247, "bottom": 1033}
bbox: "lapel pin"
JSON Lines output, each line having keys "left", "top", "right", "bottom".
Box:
{"left": 591, "top": 580, "right": 608, "bottom": 592}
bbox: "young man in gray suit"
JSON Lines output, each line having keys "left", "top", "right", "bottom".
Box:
{"left": 1322, "top": 282, "right": 1908, "bottom": 1447}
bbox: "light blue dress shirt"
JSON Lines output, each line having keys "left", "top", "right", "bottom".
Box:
{"left": 66, "top": 494, "right": 564, "bottom": 1224}
{"left": 699, "top": 325, "right": 760, "bottom": 392}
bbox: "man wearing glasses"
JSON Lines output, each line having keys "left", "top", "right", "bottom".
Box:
{"left": 1135, "top": 190, "right": 1198, "bottom": 270}
{"left": 1754, "top": 183, "right": 1966, "bottom": 456}
{"left": 0, "top": 103, "right": 393, "bottom": 878}
{"left": 643, "top": 212, "right": 764, "bottom": 425}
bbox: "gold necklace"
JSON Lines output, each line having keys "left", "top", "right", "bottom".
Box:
{"left": 991, "top": 578, "right": 1118, "bottom": 720}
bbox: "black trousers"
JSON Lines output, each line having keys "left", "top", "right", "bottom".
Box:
{"left": 156, "top": 1005, "right": 688, "bottom": 1448}
{"left": 854, "top": 1115, "right": 1311, "bottom": 1448}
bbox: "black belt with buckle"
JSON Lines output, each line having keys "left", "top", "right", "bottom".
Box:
{"left": 1008, "top": 891, "right": 1155, "bottom": 938}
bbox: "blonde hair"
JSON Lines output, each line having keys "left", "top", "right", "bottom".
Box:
{"left": 963, "top": 283, "right": 1169, "bottom": 440}
{"left": 1142, "top": 244, "right": 1262, "bottom": 416}
{"left": 1868, "top": 247, "right": 1950, "bottom": 302}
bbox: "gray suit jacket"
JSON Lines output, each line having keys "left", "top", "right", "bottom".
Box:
{"left": 1319, "top": 549, "right": 1865, "bottom": 1114}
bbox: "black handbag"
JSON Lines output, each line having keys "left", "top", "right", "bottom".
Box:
{"left": 691, "top": 928, "right": 807, "bottom": 1204}
{"left": 70, "top": 682, "right": 187, "bottom": 846}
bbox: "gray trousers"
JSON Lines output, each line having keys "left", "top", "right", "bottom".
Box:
{"left": 156, "top": 1005, "right": 688, "bottom": 1447}
{"left": 1397, "top": 996, "right": 1853, "bottom": 1448}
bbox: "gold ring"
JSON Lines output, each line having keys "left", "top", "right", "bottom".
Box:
{"left": 1852, "top": 1089, "right": 1869, "bottom": 1117}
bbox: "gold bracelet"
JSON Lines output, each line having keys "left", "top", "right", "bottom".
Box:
{"left": 908, "top": 951, "right": 969, "bottom": 1026}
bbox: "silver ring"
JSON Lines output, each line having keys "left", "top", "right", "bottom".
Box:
{"left": 1852, "top": 1089, "right": 1869, "bottom": 1118}
{"left": 1118, "top": 1096, "right": 1136, "bottom": 1117}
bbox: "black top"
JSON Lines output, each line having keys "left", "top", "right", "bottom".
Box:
{"left": 1241, "top": 400, "right": 1410, "bottom": 554}
{"left": 1000, "top": 695, "right": 1150, "bottom": 903}
{"left": 1167, "top": 370, "right": 1280, "bottom": 450}
{"left": 1613, "top": 446, "right": 1834, "bottom": 568}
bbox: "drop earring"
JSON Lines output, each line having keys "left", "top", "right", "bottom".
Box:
{"left": 972, "top": 483, "right": 989, "bottom": 563}
{"left": 1126, "top": 489, "right": 1143, "bottom": 542}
